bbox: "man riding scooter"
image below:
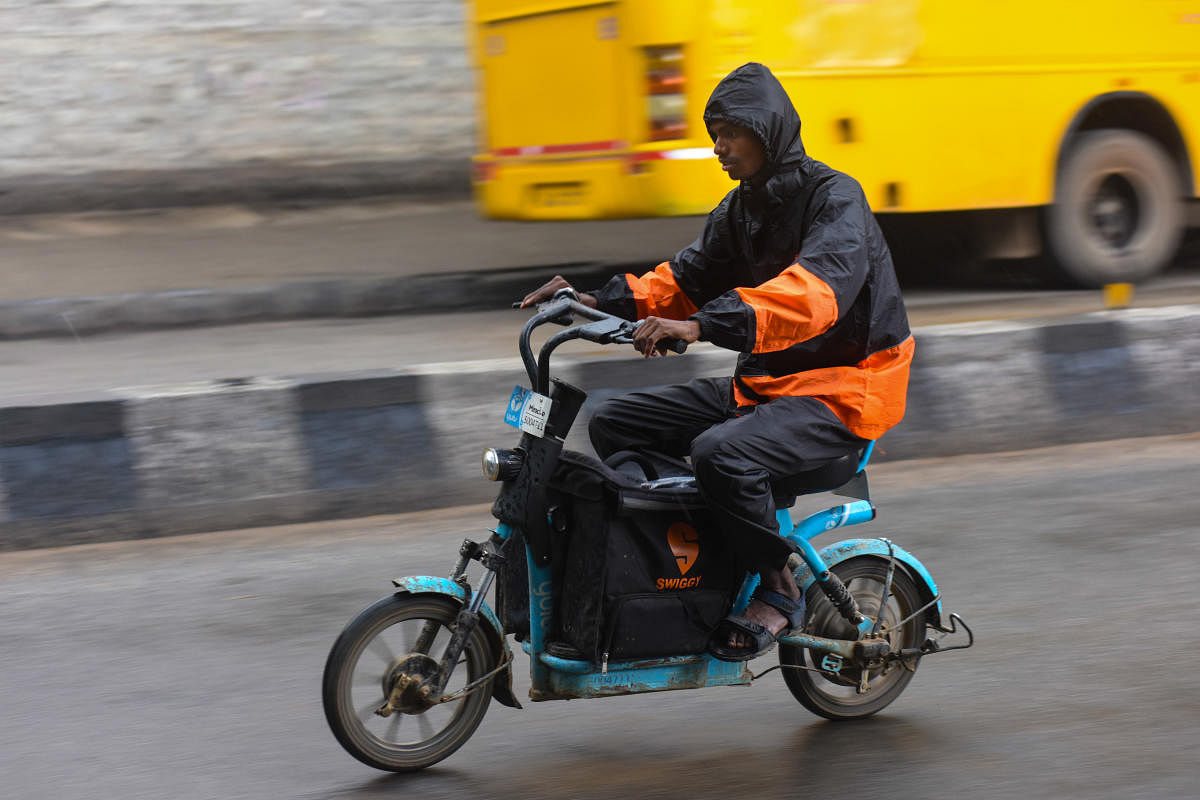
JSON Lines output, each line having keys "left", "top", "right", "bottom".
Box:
{"left": 521, "top": 62, "right": 913, "bottom": 661}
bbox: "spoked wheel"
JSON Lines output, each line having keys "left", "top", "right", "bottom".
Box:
{"left": 322, "top": 594, "right": 493, "bottom": 772}
{"left": 780, "top": 558, "right": 926, "bottom": 720}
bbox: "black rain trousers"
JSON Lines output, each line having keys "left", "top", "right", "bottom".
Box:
{"left": 588, "top": 377, "right": 868, "bottom": 573}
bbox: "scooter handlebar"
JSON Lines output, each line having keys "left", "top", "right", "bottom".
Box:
{"left": 516, "top": 296, "right": 688, "bottom": 390}
{"left": 659, "top": 337, "right": 689, "bottom": 355}
{"left": 517, "top": 296, "right": 688, "bottom": 353}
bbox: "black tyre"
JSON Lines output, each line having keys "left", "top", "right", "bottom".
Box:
{"left": 1046, "top": 129, "right": 1184, "bottom": 287}
{"left": 780, "top": 558, "right": 926, "bottom": 720}
{"left": 322, "top": 594, "right": 493, "bottom": 772}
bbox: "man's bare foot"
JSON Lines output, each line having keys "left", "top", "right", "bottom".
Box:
{"left": 727, "top": 564, "right": 802, "bottom": 649}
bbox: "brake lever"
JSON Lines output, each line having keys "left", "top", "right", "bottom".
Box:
{"left": 512, "top": 288, "right": 579, "bottom": 326}
{"left": 510, "top": 287, "right": 581, "bottom": 311}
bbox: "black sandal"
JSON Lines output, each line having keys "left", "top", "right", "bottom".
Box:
{"left": 708, "top": 589, "right": 806, "bottom": 662}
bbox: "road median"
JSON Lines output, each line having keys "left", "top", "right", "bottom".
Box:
{"left": 2, "top": 305, "right": 1197, "bottom": 550}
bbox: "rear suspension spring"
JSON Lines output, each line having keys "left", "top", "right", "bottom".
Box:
{"left": 817, "top": 570, "right": 865, "bottom": 625}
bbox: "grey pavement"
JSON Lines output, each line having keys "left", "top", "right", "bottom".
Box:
{"left": 2, "top": 194, "right": 1198, "bottom": 402}
{"left": 1, "top": 197, "right": 1199, "bottom": 550}
{"left": 0, "top": 198, "right": 698, "bottom": 298}
{"left": 4, "top": 196, "right": 1200, "bottom": 339}
{"left": 0, "top": 198, "right": 704, "bottom": 337}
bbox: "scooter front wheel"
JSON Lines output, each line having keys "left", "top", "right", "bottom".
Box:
{"left": 780, "top": 557, "right": 926, "bottom": 720}
{"left": 322, "top": 594, "right": 493, "bottom": 772}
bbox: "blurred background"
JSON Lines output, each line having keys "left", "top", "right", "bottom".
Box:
{"left": 1, "top": 2, "right": 1198, "bottom": 799}
{"left": 0, "top": 0, "right": 473, "bottom": 212}
{"left": 2, "top": 0, "right": 1197, "bottom": 286}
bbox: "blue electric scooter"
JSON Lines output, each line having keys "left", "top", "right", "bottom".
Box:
{"left": 322, "top": 291, "right": 972, "bottom": 772}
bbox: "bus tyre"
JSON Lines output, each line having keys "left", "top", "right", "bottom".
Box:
{"left": 1046, "top": 129, "right": 1184, "bottom": 287}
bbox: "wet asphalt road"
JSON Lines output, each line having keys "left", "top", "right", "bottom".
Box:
{"left": 2, "top": 435, "right": 1199, "bottom": 800}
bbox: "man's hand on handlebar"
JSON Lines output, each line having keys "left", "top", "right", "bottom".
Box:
{"left": 519, "top": 275, "right": 597, "bottom": 310}
{"left": 518, "top": 278, "right": 694, "bottom": 356}
{"left": 633, "top": 317, "right": 700, "bottom": 358}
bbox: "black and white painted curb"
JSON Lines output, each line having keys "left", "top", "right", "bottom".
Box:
{"left": 2, "top": 305, "right": 1197, "bottom": 550}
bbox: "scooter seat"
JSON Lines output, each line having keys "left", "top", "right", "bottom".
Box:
{"left": 607, "top": 449, "right": 861, "bottom": 507}
{"left": 768, "top": 452, "right": 859, "bottom": 506}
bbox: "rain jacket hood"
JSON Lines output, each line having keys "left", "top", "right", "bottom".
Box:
{"left": 703, "top": 62, "right": 808, "bottom": 179}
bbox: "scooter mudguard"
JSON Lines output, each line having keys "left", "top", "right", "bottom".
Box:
{"left": 791, "top": 539, "right": 944, "bottom": 627}
{"left": 391, "top": 575, "right": 522, "bottom": 709}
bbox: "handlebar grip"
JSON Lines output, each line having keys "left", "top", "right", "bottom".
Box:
{"left": 623, "top": 319, "right": 689, "bottom": 355}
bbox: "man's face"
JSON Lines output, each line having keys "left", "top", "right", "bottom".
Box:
{"left": 708, "top": 120, "right": 766, "bottom": 181}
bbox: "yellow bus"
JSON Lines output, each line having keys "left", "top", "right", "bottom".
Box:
{"left": 465, "top": 0, "right": 1200, "bottom": 286}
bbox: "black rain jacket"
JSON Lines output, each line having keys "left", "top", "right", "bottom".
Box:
{"left": 592, "top": 62, "right": 914, "bottom": 439}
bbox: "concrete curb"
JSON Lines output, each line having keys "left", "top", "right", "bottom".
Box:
{"left": 0, "top": 262, "right": 628, "bottom": 339}
{"left": 2, "top": 306, "right": 1197, "bottom": 550}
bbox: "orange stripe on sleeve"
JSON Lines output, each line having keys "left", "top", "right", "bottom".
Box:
{"left": 734, "top": 263, "right": 839, "bottom": 353}
{"left": 732, "top": 336, "right": 915, "bottom": 439}
{"left": 626, "top": 262, "right": 699, "bottom": 320}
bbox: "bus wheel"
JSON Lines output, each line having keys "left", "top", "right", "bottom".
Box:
{"left": 1046, "top": 129, "right": 1184, "bottom": 287}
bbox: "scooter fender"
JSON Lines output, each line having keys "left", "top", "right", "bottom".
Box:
{"left": 791, "top": 539, "right": 944, "bottom": 628}
{"left": 391, "top": 575, "right": 522, "bottom": 709}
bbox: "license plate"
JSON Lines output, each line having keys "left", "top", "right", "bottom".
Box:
{"left": 504, "top": 386, "right": 552, "bottom": 437}
{"left": 533, "top": 182, "right": 585, "bottom": 208}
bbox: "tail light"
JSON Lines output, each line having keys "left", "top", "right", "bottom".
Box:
{"left": 472, "top": 160, "right": 496, "bottom": 183}
{"left": 645, "top": 45, "right": 686, "bottom": 141}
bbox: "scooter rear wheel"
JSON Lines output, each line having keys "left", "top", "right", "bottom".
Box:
{"left": 780, "top": 557, "right": 926, "bottom": 720}
{"left": 322, "top": 594, "right": 493, "bottom": 771}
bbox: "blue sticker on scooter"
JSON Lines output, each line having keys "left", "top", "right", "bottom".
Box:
{"left": 504, "top": 386, "right": 528, "bottom": 427}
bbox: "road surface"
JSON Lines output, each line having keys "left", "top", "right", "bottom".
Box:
{"left": 2, "top": 435, "right": 1198, "bottom": 799}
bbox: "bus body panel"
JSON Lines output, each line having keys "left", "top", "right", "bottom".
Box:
{"left": 468, "top": 0, "right": 1200, "bottom": 219}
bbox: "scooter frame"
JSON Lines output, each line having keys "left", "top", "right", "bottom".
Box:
{"left": 390, "top": 295, "right": 971, "bottom": 707}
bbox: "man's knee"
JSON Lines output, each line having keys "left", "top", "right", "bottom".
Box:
{"left": 587, "top": 396, "right": 626, "bottom": 457}
{"left": 691, "top": 428, "right": 771, "bottom": 494}
{"left": 689, "top": 428, "right": 727, "bottom": 481}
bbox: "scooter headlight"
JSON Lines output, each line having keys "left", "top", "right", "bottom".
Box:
{"left": 482, "top": 448, "right": 524, "bottom": 481}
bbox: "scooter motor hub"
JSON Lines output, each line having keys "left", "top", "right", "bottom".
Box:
{"left": 379, "top": 654, "right": 440, "bottom": 715}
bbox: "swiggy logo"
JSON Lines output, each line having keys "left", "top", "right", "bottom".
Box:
{"left": 658, "top": 522, "right": 702, "bottom": 590}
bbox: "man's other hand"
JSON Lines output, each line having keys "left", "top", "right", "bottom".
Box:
{"left": 519, "top": 275, "right": 597, "bottom": 309}
{"left": 632, "top": 317, "right": 700, "bottom": 358}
